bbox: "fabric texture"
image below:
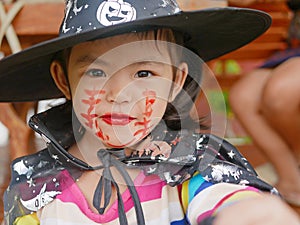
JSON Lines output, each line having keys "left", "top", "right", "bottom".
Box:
{"left": 3, "top": 102, "right": 278, "bottom": 225}
{"left": 259, "top": 47, "right": 300, "bottom": 68}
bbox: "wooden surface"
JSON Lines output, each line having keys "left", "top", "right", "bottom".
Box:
{"left": 1, "top": 2, "right": 64, "bottom": 55}
{"left": 5, "top": 3, "right": 64, "bottom": 35}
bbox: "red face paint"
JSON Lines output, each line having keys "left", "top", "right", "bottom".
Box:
{"left": 95, "top": 119, "right": 109, "bottom": 141}
{"left": 80, "top": 88, "right": 105, "bottom": 129}
{"left": 133, "top": 90, "right": 156, "bottom": 137}
{"left": 106, "top": 139, "right": 135, "bottom": 148}
{"left": 171, "top": 136, "right": 181, "bottom": 146}
{"left": 134, "top": 118, "right": 151, "bottom": 136}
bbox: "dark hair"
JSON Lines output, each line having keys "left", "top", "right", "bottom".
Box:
{"left": 287, "top": 0, "right": 300, "bottom": 11}
{"left": 163, "top": 53, "right": 208, "bottom": 131}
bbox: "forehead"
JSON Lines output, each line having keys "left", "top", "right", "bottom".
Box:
{"left": 70, "top": 31, "right": 176, "bottom": 66}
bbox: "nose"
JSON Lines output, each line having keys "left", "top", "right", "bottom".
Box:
{"left": 105, "top": 73, "right": 131, "bottom": 104}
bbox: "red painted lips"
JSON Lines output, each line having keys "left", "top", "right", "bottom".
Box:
{"left": 100, "top": 113, "right": 135, "bottom": 126}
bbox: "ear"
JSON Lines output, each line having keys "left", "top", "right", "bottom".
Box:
{"left": 169, "top": 62, "right": 188, "bottom": 102}
{"left": 50, "top": 60, "right": 71, "bottom": 100}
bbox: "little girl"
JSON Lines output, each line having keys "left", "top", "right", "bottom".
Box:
{"left": 1, "top": 0, "right": 299, "bottom": 224}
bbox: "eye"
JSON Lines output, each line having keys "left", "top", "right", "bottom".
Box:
{"left": 135, "top": 70, "right": 153, "bottom": 78}
{"left": 85, "top": 69, "right": 106, "bottom": 77}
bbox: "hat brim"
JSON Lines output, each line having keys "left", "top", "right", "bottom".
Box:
{"left": 0, "top": 7, "right": 271, "bottom": 102}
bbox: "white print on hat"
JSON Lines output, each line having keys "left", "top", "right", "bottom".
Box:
{"left": 62, "top": 0, "right": 85, "bottom": 34}
{"left": 97, "top": 0, "right": 137, "bottom": 26}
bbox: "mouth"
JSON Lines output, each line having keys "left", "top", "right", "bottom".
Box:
{"left": 100, "top": 113, "right": 135, "bottom": 126}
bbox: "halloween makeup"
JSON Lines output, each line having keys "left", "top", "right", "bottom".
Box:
{"left": 81, "top": 89, "right": 105, "bottom": 129}
{"left": 133, "top": 90, "right": 156, "bottom": 137}
{"left": 50, "top": 30, "right": 191, "bottom": 163}
{"left": 77, "top": 85, "right": 162, "bottom": 148}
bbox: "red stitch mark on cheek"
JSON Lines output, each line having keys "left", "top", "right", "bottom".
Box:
{"left": 134, "top": 118, "right": 151, "bottom": 136}
{"left": 133, "top": 90, "right": 156, "bottom": 137}
{"left": 143, "top": 90, "right": 156, "bottom": 117}
{"left": 80, "top": 89, "right": 105, "bottom": 129}
{"left": 95, "top": 119, "right": 109, "bottom": 141}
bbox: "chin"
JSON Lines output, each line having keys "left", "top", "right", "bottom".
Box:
{"left": 102, "top": 137, "right": 138, "bottom": 149}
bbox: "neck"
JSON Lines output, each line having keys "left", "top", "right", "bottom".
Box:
{"left": 68, "top": 130, "right": 149, "bottom": 166}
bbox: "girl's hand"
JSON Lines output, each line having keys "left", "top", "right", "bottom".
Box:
{"left": 142, "top": 141, "right": 172, "bottom": 158}
{"left": 132, "top": 137, "right": 172, "bottom": 158}
{"left": 213, "top": 194, "right": 300, "bottom": 225}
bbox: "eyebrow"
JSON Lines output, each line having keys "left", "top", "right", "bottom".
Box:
{"left": 134, "top": 61, "right": 166, "bottom": 67}
{"left": 75, "top": 55, "right": 109, "bottom": 67}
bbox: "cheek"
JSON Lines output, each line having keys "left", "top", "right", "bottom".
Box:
{"left": 152, "top": 99, "right": 168, "bottom": 113}
{"left": 146, "top": 78, "right": 173, "bottom": 100}
{"left": 132, "top": 90, "right": 167, "bottom": 137}
{"left": 72, "top": 76, "right": 107, "bottom": 128}
{"left": 132, "top": 83, "right": 171, "bottom": 121}
{"left": 142, "top": 80, "right": 172, "bottom": 116}
{"left": 73, "top": 87, "right": 105, "bottom": 130}
{"left": 147, "top": 98, "right": 168, "bottom": 124}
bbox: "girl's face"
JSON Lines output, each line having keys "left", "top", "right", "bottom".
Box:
{"left": 52, "top": 32, "right": 187, "bottom": 148}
